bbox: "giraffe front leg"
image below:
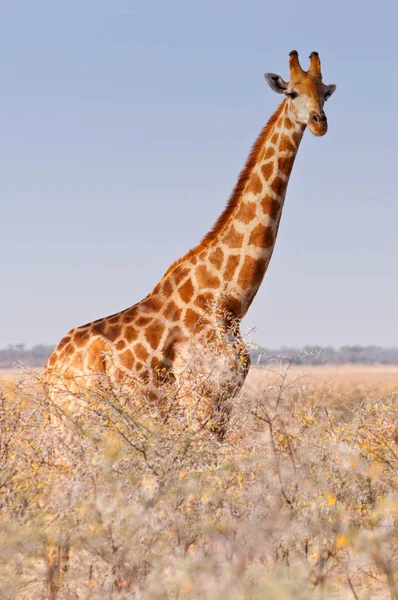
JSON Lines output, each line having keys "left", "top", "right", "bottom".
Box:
{"left": 210, "top": 342, "right": 251, "bottom": 440}
{"left": 210, "top": 392, "right": 234, "bottom": 441}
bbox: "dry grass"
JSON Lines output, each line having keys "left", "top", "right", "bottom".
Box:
{"left": 0, "top": 362, "right": 397, "bottom": 599}
{"left": 3, "top": 363, "right": 397, "bottom": 387}
{"left": 248, "top": 364, "right": 398, "bottom": 389}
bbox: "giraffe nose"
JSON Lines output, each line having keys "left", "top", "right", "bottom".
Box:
{"left": 310, "top": 111, "right": 327, "bottom": 125}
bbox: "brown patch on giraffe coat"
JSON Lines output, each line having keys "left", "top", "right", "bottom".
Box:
{"left": 150, "top": 356, "right": 162, "bottom": 370}
{"left": 134, "top": 343, "right": 149, "bottom": 362}
{"left": 194, "top": 291, "right": 214, "bottom": 310}
{"left": 59, "top": 342, "right": 74, "bottom": 361}
{"left": 261, "top": 162, "right": 274, "bottom": 181}
{"left": 136, "top": 361, "right": 143, "bottom": 371}
{"left": 178, "top": 267, "right": 190, "bottom": 279}
{"left": 196, "top": 264, "right": 221, "bottom": 288}
{"left": 225, "top": 296, "right": 242, "bottom": 318}
{"left": 120, "top": 349, "right": 135, "bottom": 370}
{"left": 292, "top": 130, "right": 301, "bottom": 145}
{"left": 145, "top": 321, "right": 165, "bottom": 349}
{"left": 223, "top": 226, "right": 244, "bottom": 249}
{"left": 91, "top": 322, "right": 106, "bottom": 336}
{"left": 74, "top": 329, "right": 90, "bottom": 347}
{"left": 164, "top": 300, "right": 182, "bottom": 321}
{"left": 178, "top": 279, "right": 195, "bottom": 303}
{"left": 161, "top": 280, "right": 173, "bottom": 298}
{"left": 107, "top": 325, "right": 122, "bottom": 340}
{"left": 116, "top": 339, "right": 126, "bottom": 351}
{"left": 260, "top": 196, "right": 281, "bottom": 220}
{"left": 271, "top": 132, "right": 279, "bottom": 144}
{"left": 235, "top": 201, "right": 257, "bottom": 224}
{"left": 246, "top": 173, "right": 263, "bottom": 195}
{"left": 172, "top": 267, "right": 190, "bottom": 287}
{"left": 200, "top": 328, "right": 217, "bottom": 346}
{"left": 284, "top": 118, "right": 293, "bottom": 129}
{"left": 48, "top": 352, "right": 58, "bottom": 367}
{"left": 73, "top": 328, "right": 88, "bottom": 340}
{"left": 237, "top": 256, "right": 267, "bottom": 291}
{"left": 142, "top": 297, "right": 162, "bottom": 312}
{"left": 136, "top": 316, "right": 152, "bottom": 327}
{"left": 125, "top": 326, "right": 139, "bottom": 343}
{"left": 122, "top": 311, "right": 135, "bottom": 323}
{"left": 270, "top": 176, "right": 285, "bottom": 196}
{"left": 58, "top": 335, "right": 72, "bottom": 351}
{"left": 280, "top": 134, "right": 296, "bottom": 153}
{"left": 208, "top": 247, "right": 224, "bottom": 269}
{"left": 262, "top": 146, "right": 275, "bottom": 160}
{"left": 249, "top": 223, "right": 275, "bottom": 248}
{"left": 224, "top": 255, "right": 240, "bottom": 282}
{"left": 184, "top": 308, "right": 202, "bottom": 330}
{"left": 278, "top": 154, "right": 295, "bottom": 178}
{"left": 76, "top": 337, "right": 90, "bottom": 350}
{"left": 108, "top": 315, "right": 120, "bottom": 324}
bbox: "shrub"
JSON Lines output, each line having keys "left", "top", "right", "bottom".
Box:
{"left": 0, "top": 362, "right": 396, "bottom": 599}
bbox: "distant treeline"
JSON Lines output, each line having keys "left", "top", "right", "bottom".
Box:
{"left": 0, "top": 345, "right": 55, "bottom": 369}
{"left": 253, "top": 345, "right": 398, "bottom": 366}
{"left": 1, "top": 344, "right": 398, "bottom": 369}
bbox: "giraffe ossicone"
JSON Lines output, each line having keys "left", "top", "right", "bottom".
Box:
{"left": 46, "top": 50, "right": 336, "bottom": 427}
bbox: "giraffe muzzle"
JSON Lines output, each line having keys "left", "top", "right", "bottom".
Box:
{"left": 309, "top": 111, "right": 328, "bottom": 136}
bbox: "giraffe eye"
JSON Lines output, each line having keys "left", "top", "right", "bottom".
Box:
{"left": 285, "top": 90, "right": 298, "bottom": 99}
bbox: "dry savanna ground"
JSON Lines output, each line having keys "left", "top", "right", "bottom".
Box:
{"left": 0, "top": 362, "right": 397, "bottom": 599}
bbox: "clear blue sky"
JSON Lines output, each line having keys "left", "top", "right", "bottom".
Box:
{"left": 1, "top": 0, "right": 397, "bottom": 348}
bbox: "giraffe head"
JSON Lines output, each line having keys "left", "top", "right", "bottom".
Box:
{"left": 264, "top": 50, "right": 336, "bottom": 136}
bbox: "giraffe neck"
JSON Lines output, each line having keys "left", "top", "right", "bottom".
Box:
{"left": 155, "top": 100, "right": 306, "bottom": 325}
{"left": 204, "top": 99, "right": 305, "bottom": 318}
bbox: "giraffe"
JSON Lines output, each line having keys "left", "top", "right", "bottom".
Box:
{"left": 46, "top": 50, "right": 335, "bottom": 405}
{"left": 44, "top": 50, "right": 336, "bottom": 595}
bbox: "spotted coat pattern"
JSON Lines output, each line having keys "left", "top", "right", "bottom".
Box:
{"left": 46, "top": 100, "right": 305, "bottom": 398}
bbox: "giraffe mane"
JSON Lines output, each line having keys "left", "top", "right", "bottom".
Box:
{"left": 160, "top": 100, "right": 286, "bottom": 281}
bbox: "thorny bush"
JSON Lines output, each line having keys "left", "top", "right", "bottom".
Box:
{"left": 0, "top": 360, "right": 397, "bottom": 599}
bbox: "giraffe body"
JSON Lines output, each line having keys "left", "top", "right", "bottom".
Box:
{"left": 46, "top": 101, "right": 304, "bottom": 407}
{"left": 46, "top": 50, "right": 337, "bottom": 424}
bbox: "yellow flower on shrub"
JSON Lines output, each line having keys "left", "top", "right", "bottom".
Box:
{"left": 326, "top": 492, "right": 337, "bottom": 506}
{"left": 336, "top": 534, "right": 348, "bottom": 549}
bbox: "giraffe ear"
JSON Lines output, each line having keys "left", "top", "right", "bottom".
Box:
{"left": 264, "top": 73, "right": 288, "bottom": 94}
{"left": 324, "top": 84, "right": 337, "bottom": 101}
